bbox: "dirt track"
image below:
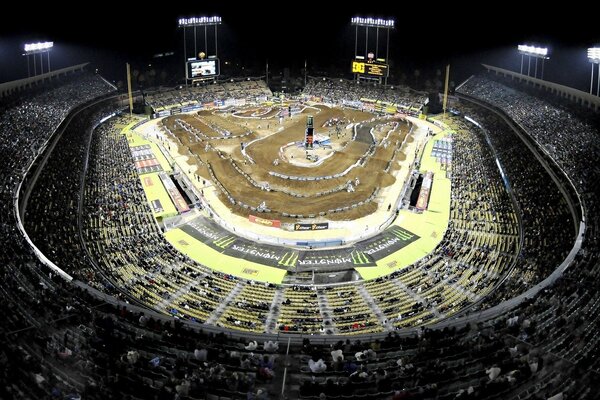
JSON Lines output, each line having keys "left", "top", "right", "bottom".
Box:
{"left": 160, "top": 104, "right": 411, "bottom": 222}
{"left": 233, "top": 107, "right": 280, "bottom": 118}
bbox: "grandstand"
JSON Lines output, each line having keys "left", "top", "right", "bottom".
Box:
{"left": 0, "top": 44, "right": 598, "bottom": 400}
{"left": 146, "top": 79, "right": 272, "bottom": 112}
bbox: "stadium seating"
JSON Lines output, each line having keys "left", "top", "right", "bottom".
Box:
{"left": 303, "top": 78, "right": 427, "bottom": 112}
{"left": 146, "top": 79, "right": 272, "bottom": 111}
{"left": 1, "top": 70, "right": 599, "bottom": 399}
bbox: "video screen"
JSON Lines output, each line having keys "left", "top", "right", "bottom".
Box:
{"left": 187, "top": 59, "right": 219, "bottom": 78}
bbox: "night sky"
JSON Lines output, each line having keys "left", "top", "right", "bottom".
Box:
{"left": 0, "top": 3, "right": 598, "bottom": 91}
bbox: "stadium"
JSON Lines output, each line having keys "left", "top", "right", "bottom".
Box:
{"left": 0, "top": 8, "right": 599, "bottom": 400}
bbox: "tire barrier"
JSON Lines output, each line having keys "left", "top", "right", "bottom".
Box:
{"left": 209, "top": 160, "right": 379, "bottom": 218}
{"left": 173, "top": 117, "right": 251, "bottom": 141}
{"left": 206, "top": 163, "right": 272, "bottom": 213}
{"left": 384, "top": 141, "right": 404, "bottom": 173}
{"left": 280, "top": 187, "right": 380, "bottom": 219}
{"left": 268, "top": 143, "right": 376, "bottom": 182}
{"left": 230, "top": 158, "right": 371, "bottom": 200}
{"left": 229, "top": 158, "right": 272, "bottom": 191}
{"left": 195, "top": 115, "right": 252, "bottom": 139}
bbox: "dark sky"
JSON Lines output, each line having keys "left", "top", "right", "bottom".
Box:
{"left": 1, "top": 3, "right": 598, "bottom": 90}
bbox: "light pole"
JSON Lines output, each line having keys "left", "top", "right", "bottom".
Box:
{"left": 517, "top": 44, "right": 549, "bottom": 79}
{"left": 520, "top": 53, "right": 524, "bottom": 74}
{"left": 588, "top": 48, "right": 600, "bottom": 96}
{"left": 178, "top": 16, "right": 222, "bottom": 84}
{"left": 351, "top": 17, "right": 394, "bottom": 86}
{"left": 23, "top": 41, "right": 53, "bottom": 77}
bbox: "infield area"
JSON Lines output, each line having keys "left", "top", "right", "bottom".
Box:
{"left": 127, "top": 103, "right": 451, "bottom": 283}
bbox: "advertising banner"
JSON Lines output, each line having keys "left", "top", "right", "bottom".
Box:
{"left": 249, "top": 215, "right": 281, "bottom": 228}
{"left": 294, "top": 222, "right": 329, "bottom": 231}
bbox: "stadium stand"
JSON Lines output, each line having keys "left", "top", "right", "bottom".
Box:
{"left": 146, "top": 79, "right": 272, "bottom": 112}
{"left": 303, "top": 78, "right": 427, "bottom": 112}
{"left": 1, "top": 69, "right": 599, "bottom": 399}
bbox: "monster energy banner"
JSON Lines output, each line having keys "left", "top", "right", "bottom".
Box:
{"left": 181, "top": 220, "right": 297, "bottom": 269}
{"left": 181, "top": 217, "right": 419, "bottom": 270}
{"left": 296, "top": 249, "right": 375, "bottom": 269}
{"left": 297, "top": 250, "right": 359, "bottom": 268}
{"left": 294, "top": 222, "right": 329, "bottom": 231}
{"left": 354, "top": 225, "right": 419, "bottom": 259}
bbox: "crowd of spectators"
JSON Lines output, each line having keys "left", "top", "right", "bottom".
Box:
{"left": 0, "top": 71, "right": 115, "bottom": 397}
{"left": 24, "top": 99, "right": 120, "bottom": 289}
{"left": 457, "top": 76, "right": 590, "bottom": 304}
{"left": 0, "top": 72, "right": 274, "bottom": 399}
{"left": 146, "top": 80, "right": 272, "bottom": 111}
{"left": 456, "top": 104, "right": 574, "bottom": 307}
{"left": 288, "top": 75, "right": 600, "bottom": 398}
{"left": 456, "top": 72, "right": 600, "bottom": 373}
{"left": 303, "top": 78, "right": 428, "bottom": 110}
{"left": 1, "top": 70, "right": 600, "bottom": 399}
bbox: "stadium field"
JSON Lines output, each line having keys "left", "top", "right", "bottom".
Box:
{"left": 149, "top": 117, "right": 452, "bottom": 284}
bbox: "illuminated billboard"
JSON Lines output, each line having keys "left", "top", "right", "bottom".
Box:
{"left": 351, "top": 60, "right": 389, "bottom": 77}
{"left": 187, "top": 59, "right": 220, "bottom": 79}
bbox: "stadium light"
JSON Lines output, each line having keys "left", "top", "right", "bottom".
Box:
{"left": 23, "top": 41, "right": 54, "bottom": 77}
{"left": 351, "top": 17, "right": 395, "bottom": 28}
{"left": 588, "top": 48, "right": 600, "bottom": 63}
{"left": 178, "top": 16, "right": 221, "bottom": 27}
{"left": 178, "top": 16, "right": 222, "bottom": 84}
{"left": 24, "top": 41, "right": 53, "bottom": 54}
{"left": 351, "top": 16, "right": 394, "bottom": 86}
{"left": 588, "top": 47, "right": 600, "bottom": 95}
{"left": 518, "top": 44, "right": 549, "bottom": 79}
{"left": 517, "top": 44, "right": 549, "bottom": 58}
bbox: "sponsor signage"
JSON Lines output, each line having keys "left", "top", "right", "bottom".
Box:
{"left": 155, "top": 110, "right": 170, "bottom": 118}
{"left": 181, "top": 104, "right": 202, "bottom": 113}
{"left": 294, "top": 222, "right": 329, "bottom": 231}
{"left": 151, "top": 199, "right": 164, "bottom": 213}
{"left": 297, "top": 256, "right": 353, "bottom": 266}
{"left": 249, "top": 214, "right": 281, "bottom": 228}
{"left": 230, "top": 244, "right": 281, "bottom": 260}
{"left": 351, "top": 60, "right": 389, "bottom": 77}
{"left": 181, "top": 217, "right": 420, "bottom": 270}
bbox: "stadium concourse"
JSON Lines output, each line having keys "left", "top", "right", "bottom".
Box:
{"left": 0, "top": 66, "right": 598, "bottom": 400}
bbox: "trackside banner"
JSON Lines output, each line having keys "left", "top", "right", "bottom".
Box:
{"left": 294, "top": 222, "right": 329, "bottom": 231}
{"left": 249, "top": 215, "right": 281, "bottom": 228}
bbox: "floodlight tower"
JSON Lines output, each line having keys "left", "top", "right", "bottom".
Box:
{"left": 23, "top": 41, "right": 54, "bottom": 77}
{"left": 588, "top": 47, "right": 600, "bottom": 96}
{"left": 518, "top": 44, "right": 549, "bottom": 79}
{"left": 178, "top": 16, "right": 222, "bottom": 83}
{"left": 351, "top": 17, "right": 394, "bottom": 85}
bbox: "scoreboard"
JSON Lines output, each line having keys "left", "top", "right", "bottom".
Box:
{"left": 351, "top": 60, "right": 389, "bottom": 77}
{"left": 186, "top": 59, "right": 220, "bottom": 79}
